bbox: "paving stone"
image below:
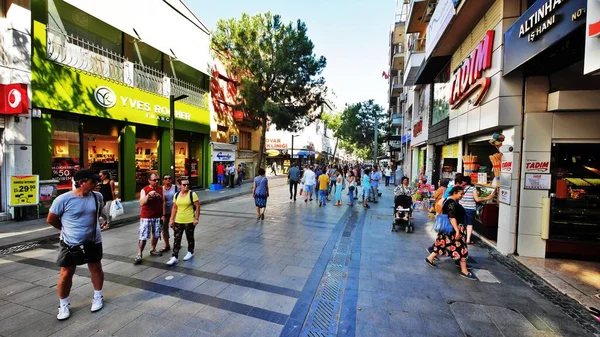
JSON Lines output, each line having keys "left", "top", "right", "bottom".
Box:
{"left": 249, "top": 320, "right": 284, "bottom": 337}
{"left": 213, "top": 313, "right": 262, "bottom": 337}
{"left": 183, "top": 306, "right": 233, "bottom": 332}
{"left": 150, "top": 321, "right": 206, "bottom": 337}
{"left": 7, "top": 310, "right": 73, "bottom": 337}
{"left": 158, "top": 298, "right": 206, "bottom": 323}
{"left": 48, "top": 322, "right": 99, "bottom": 337}
{"left": 0, "top": 281, "right": 37, "bottom": 300}
{"left": 134, "top": 294, "right": 180, "bottom": 316}
{"left": 192, "top": 279, "right": 230, "bottom": 297}
{"left": 86, "top": 307, "right": 144, "bottom": 334}
{"left": 281, "top": 265, "right": 312, "bottom": 278}
{"left": 113, "top": 313, "right": 169, "bottom": 337}
{"left": 110, "top": 288, "right": 159, "bottom": 309}
{"left": 131, "top": 267, "right": 169, "bottom": 281}
{"left": 6, "top": 285, "right": 55, "bottom": 305}
{"left": 0, "top": 302, "right": 28, "bottom": 320}
{"left": 0, "top": 307, "right": 47, "bottom": 335}
{"left": 217, "top": 265, "right": 247, "bottom": 278}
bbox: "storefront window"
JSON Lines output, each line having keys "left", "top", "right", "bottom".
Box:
{"left": 135, "top": 138, "right": 158, "bottom": 193}
{"left": 432, "top": 82, "right": 450, "bottom": 125}
{"left": 51, "top": 119, "right": 80, "bottom": 191}
{"left": 175, "top": 141, "right": 188, "bottom": 179}
{"left": 85, "top": 134, "right": 118, "bottom": 182}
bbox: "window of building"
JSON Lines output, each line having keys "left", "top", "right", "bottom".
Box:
{"left": 51, "top": 118, "right": 80, "bottom": 192}
{"left": 432, "top": 65, "right": 451, "bottom": 126}
{"left": 239, "top": 131, "right": 251, "bottom": 150}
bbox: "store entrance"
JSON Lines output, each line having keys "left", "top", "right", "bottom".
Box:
{"left": 548, "top": 143, "right": 600, "bottom": 260}
{"left": 84, "top": 134, "right": 119, "bottom": 193}
{"left": 135, "top": 138, "right": 158, "bottom": 197}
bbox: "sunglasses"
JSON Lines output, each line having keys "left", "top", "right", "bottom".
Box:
{"left": 164, "top": 177, "right": 172, "bottom": 180}
{"left": 181, "top": 184, "right": 189, "bottom": 186}
{"left": 151, "top": 179, "right": 160, "bottom": 182}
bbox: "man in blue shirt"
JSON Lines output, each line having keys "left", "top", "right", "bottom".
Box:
{"left": 370, "top": 166, "right": 382, "bottom": 203}
{"left": 288, "top": 162, "right": 301, "bottom": 202}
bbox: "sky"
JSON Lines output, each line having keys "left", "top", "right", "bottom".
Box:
{"left": 187, "top": 0, "right": 396, "bottom": 112}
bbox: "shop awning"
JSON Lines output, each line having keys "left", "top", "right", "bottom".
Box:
{"left": 296, "top": 150, "right": 316, "bottom": 157}
{"left": 414, "top": 55, "right": 451, "bottom": 85}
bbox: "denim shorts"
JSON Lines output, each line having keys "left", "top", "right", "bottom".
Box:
{"left": 464, "top": 209, "right": 476, "bottom": 225}
{"left": 305, "top": 185, "right": 314, "bottom": 193}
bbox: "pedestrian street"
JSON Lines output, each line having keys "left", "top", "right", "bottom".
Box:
{"left": 0, "top": 184, "right": 595, "bottom": 337}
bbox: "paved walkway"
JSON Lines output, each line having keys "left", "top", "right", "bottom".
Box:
{"left": 0, "top": 183, "right": 598, "bottom": 336}
{"left": 0, "top": 176, "right": 287, "bottom": 249}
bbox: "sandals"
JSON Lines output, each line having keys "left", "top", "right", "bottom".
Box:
{"left": 424, "top": 258, "right": 437, "bottom": 268}
{"left": 460, "top": 271, "right": 477, "bottom": 280}
{"left": 159, "top": 247, "right": 171, "bottom": 253}
{"left": 100, "top": 223, "right": 110, "bottom": 231}
{"left": 261, "top": 214, "right": 265, "bottom": 220}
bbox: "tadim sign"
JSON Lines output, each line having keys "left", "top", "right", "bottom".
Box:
{"left": 449, "top": 30, "right": 495, "bottom": 110}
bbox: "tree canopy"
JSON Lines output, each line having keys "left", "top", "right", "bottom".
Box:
{"left": 323, "top": 100, "right": 387, "bottom": 160}
{"left": 211, "top": 12, "right": 327, "bottom": 168}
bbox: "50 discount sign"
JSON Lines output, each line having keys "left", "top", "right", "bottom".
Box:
{"left": 9, "top": 175, "right": 39, "bottom": 206}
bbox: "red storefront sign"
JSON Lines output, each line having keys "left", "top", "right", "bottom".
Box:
{"left": 233, "top": 110, "right": 244, "bottom": 122}
{"left": 0, "top": 83, "right": 28, "bottom": 114}
{"left": 413, "top": 120, "right": 423, "bottom": 137}
{"left": 449, "top": 30, "right": 495, "bottom": 109}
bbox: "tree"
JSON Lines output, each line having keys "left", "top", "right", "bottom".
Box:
{"left": 328, "top": 100, "right": 387, "bottom": 161}
{"left": 211, "top": 12, "right": 327, "bottom": 171}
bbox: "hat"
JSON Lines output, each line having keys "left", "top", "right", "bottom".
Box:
{"left": 73, "top": 169, "right": 100, "bottom": 182}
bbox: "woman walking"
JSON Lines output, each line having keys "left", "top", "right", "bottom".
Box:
{"left": 252, "top": 168, "right": 269, "bottom": 220}
{"left": 160, "top": 174, "right": 179, "bottom": 253}
{"left": 166, "top": 179, "right": 199, "bottom": 265}
{"left": 393, "top": 176, "right": 415, "bottom": 198}
{"left": 460, "top": 176, "right": 495, "bottom": 244}
{"left": 346, "top": 171, "right": 356, "bottom": 206}
{"left": 425, "top": 186, "right": 476, "bottom": 280}
{"left": 334, "top": 169, "right": 343, "bottom": 206}
{"left": 432, "top": 178, "right": 449, "bottom": 214}
{"left": 98, "top": 170, "right": 116, "bottom": 231}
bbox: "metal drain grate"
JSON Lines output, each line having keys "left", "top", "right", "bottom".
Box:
{"left": 301, "top": 211, "right": 359, "bottom": 337}
{"left": 0, "top": 242, "right": 40, "bottom": 256}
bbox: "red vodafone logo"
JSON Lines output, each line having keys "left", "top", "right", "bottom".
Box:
{"left": 0, "top": 83, "right": 28, "bottom": 114}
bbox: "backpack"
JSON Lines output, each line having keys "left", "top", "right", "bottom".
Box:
{"left": 175, "top": 191, "right": 196, "bottom": 212}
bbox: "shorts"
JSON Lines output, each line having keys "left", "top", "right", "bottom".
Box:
{"left": 57, "top": 241, "right": 103, "bottom": 267}
{"left": 464, "top": 209, "right": 476, "bottom": 225}
{"left": 217, "top": 174, "right": 224, "bottom": 181}
{"left": 305, "top": 185, "right": 314, "bottom": 193}
{"left": 139, "top": 218, "right": 161, "bottom": 241}
{"left": 363, "top": 188, "right": 370, "bottom": 199}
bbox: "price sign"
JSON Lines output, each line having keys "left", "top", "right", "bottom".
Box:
{"left": 9, "top": 175, "right": 39, "bottom": 206}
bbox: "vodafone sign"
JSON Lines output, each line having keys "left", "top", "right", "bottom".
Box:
{"left": 0, "top": 83, "right": 28, "bottom": 114}
{"left": 449, "top": 30, "right": 495, "bottom": 110}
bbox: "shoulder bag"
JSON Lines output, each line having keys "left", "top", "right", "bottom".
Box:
{"left": 433, "top": 199, "right": 454, "bottom": 234}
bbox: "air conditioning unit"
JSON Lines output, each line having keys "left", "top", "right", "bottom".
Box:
{"left": 229, "top": 135, "right": 239, "bottom": 144}
{"left": 400, "top": 93, "right": 407, "bottom": 102}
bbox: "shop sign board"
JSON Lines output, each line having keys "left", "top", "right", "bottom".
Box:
{"left": 32, "top": 22, "right": 210, "bottom": 134}
{"left": 524, "top": 173, "right": 552, "bottom": 190}
{"left": 425, "top": 0, "right": 455, "bottom": 59}
{"left": 584, "top": 0, "right": 600, "bottom": 74}
{"left": 9, "top": 175, "right": 39, "bottom": 207}
{"left": 449, "top": 30, "right": 495, "bottom": 110}
{"left": 0, "top": 83, "right": 28, "bottom": 114}
{"left": 442, "top": 143, "right": 459, "bottom": 158}
{"left": 212, "top": 151, "right": 235, "bottom": 162}
{"left": 266, "top": 138, "right": 289, "bottom": 149}
{"left": 499, "top": 188, "right": 511, "bottom": 205}
{"left": 501, "top": 152, "right": 514, "bottom": 173}
{"left": 504, "top": 0, "right": 587, "bottom": 75}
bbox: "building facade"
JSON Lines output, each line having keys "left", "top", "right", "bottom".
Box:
{"left": 393, "top": 0, "right": 600, "bottom": 260}
{"left": 1, "top": 0, "right": 212, "bottom": 218}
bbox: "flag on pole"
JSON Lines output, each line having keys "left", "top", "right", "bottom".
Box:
{"left": 381, "top": 71, "right": 390, "bottom": 79}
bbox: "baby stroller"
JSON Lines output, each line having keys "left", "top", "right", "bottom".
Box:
{"left": 392, "top": 195, "right": 413, "bottom": 233}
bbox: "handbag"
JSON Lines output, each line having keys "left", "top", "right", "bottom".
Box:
{"left": 64, "top": 192, "right": 100, "bottom": 265}
{"left": 433, "top": 199, "right": 454, "bottom": 234}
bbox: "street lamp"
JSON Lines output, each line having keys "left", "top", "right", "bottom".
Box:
{"left": 291, "top": 134, "right": 299, "bottom": 164}
{"left": 170, "top": 94, "right": 189, "bottom": 179}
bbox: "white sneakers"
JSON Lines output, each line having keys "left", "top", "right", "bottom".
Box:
{"left": 57, "top": 303, "right": 70, "bottom": 320}
{"left": 91, "top": 296, "right": 103, "bottom": 312}
{"left": 167, "top": 252, "right": 192, "bottom": 265}
{"left": 183, "top": 252, "right": 194, "bottom": 261}
{"left": 167, "top": 256, "right": 178, "bottom": 265}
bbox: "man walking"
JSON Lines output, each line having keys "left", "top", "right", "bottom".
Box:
{"left": 228, "top": 164, "right": 236, "bottom": 188}
{"left": 270, "top": 162, "right": 278, "bottom": 176}
{"left": 370, "top": 166, "right": 382, "bottom": 203}
{"left": 47, "top": 170, "right": 105, "bottom": 320}
{"left": 302, "top": 165, "right": 316, "bottom": 202}
{"left": 288, "top": 162, "right": 301, "bottom": 202}
{"left": 384, "top": 166, "right": 392, "bottom": 186}
{"left": 318, "top": 169, "right": 330, "bottom": 207}
{"left": 135, "top": 173, "right": 165, "bottom": 264}
{"left": 237, "top": 164, "right": 244, "bottom": 186}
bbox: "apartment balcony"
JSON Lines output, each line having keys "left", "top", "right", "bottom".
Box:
{"left": 391, "top": 74, "right": 404, "bottom": 97}
{"left": 404, "top": 37, "right": 425, "bottom": 87}
{"left": 405, "top": 0, "right": 437, "bottom": 34}
{"left": 46, "top": 28, "right": 208, "bottom": 109}
{"left": 391, "top": 113, "right": 403, "bottom": 126}
{"left": 391, "top": 44, "right": 405, "bottom": 71}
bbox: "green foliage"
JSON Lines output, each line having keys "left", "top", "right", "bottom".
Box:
{"left": 211, "top": 12, "right": 327, "bottom": 168}
{"left": 328, "top": 100, "right": 386, "bottom": 160}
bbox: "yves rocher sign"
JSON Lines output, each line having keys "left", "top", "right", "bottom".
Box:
{"left": 449, "top": 30, "right": 495, "bottom": 110}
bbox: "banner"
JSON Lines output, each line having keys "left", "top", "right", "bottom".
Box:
{"left": 9, "top": 175, "right": 40, "bottom": 206}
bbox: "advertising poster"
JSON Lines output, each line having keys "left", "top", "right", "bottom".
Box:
{"left": 9, "top": 175, "right": 40, "bottom": 206}
{"left": 524, "top": 174, "right": 552, "bottom": 190}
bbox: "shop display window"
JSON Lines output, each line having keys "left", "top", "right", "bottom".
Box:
{"left": 85, "top": 134, "right": 118, "bottom": 182}
{"left": 135, "top": 139, "right": 158, "bottom": 193}
{"left": 175, "top": 141, "right": 188, "bottom": 179}
{"left": 550, "top": 143, "right": 600, "bottom": 248}
{"left": 51, "top": 119, "right": 80, "bottom": 191}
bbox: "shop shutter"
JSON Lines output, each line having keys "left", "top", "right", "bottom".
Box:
{"left": 451, "top": 0, "right": 503, "bottom": 71}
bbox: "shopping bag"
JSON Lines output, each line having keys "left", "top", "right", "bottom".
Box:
{"left": 433, "top": 214, "right": 453, "bottom": 234}
{"left": 110, "top": 199, "right": 124, "bottom": 219}
{"left": 300, "top": 188, "right": 303, "bottom": 196}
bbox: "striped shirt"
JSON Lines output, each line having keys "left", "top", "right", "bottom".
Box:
{"left": 460, "top": 186, "right": 477, "bottom": 210}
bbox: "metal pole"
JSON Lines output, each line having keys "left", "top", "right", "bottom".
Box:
{"left": 170, "top": 95, "right": 175, "bottom": 180}
{"left": 291, "top": 136, "right": 294, "bottom": 164}
{"left": 374, "top": 112, "right": 378, "bottom": 164}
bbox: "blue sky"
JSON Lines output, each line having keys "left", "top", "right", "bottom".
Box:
{"left": 188, "top": 0, "right": 395, "bottom": 111}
